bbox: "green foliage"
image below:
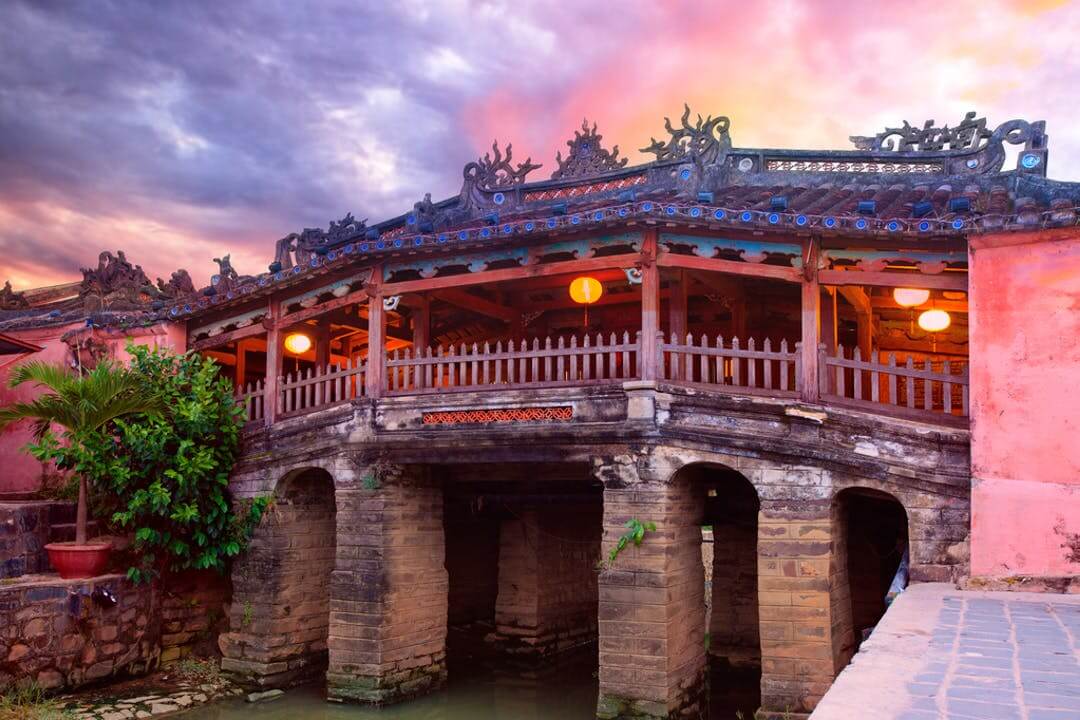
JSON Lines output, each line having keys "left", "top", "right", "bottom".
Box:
{"left": 607, "top": 518, "right": 656, "bottom": 564}
{"left": 94, "top": 344, "right": 268, "bottom": 582}
{"left": 0, "top": 360, "right": 166, "bottom": 543}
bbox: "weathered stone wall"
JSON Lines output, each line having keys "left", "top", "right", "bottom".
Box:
{"left": 0, "top": 574, "right": 159, "bottom": 692}
{"left": 708, "top": 515, "right": 759, "bottom": 668}
{"left": 0, "top": 501, "right": 51, "bottom": 578}
{"left": 493, "top": 502, "right": 601, "bottom": 657}
{"left": 220, "top": 468, "right": 336, "bottom": 687}
{"left": 327, "top": 464, "right": 448, "bottom": 705}
{"left": 160, "top": 570, "right": 231, "bottom": 664}
{"left": 596, "top": 473, "right": 707, "bottom": 720}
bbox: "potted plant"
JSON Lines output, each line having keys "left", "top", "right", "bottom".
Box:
{"left": 0, "top": 361, "right": 163, "bottom": 579}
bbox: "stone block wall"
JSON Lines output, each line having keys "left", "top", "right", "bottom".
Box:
{"left": 0, "top": 574, "right": 159, "bottom": 692}
{"left": 327, "top": 465, "right": 448, "bottom": 705}
{"left": 493, "top": 502, "right": 601, "bottom": 657}
{"left": 0, "top": 501, "right": 52, "bottom": 578}
{"left": 597, "top": 481, "right": 707, "bottom": 720}
{"left": 756, "top": 501, "right": 839, "bottom": 716}
{"left": 220, "top": 469, "right": 336, "bottom": 687}
{"left": 160, "top": 570, "right": 230, "bottom": 664}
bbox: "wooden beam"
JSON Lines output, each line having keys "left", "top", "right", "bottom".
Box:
{"left": 189, "top": 322, "right": 265, "bottom": 352}
{"left": 819, "top": 269, "right": 967, "bottom": 291}
{"left": 800, "top": 238, "right": 821, "bottom": 403}
{"left": 640, "top": 230, "right": 660, "bottom": 381}
{"left": 657, "top": 252, "right": 802, "bottom": 283}
{"left": 837, "top": 286, "right": 872, "bottom": 316}
{"left": 432, "top": 288, "right": 518, "bottom": 323}
{"left": 277, "top": 287, "right": 369, "bottom": 328}
{"left": 870, "top": 297, "right": 968, "bottom": 313}
{"left": 383, "top": 254, "right": 637, "bottom": 295}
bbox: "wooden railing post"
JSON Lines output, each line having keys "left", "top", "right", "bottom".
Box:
{"left": 640, "top": 229, "right": 660, "bottom": 381}
{"left": 263, "top": 297, "right": 282, "bottom": 426}
{"left": 365, "top": 269, "right": 385, "bottom": 399}
{"left": 800, "top": 237, "right": 821, "bottom": 402}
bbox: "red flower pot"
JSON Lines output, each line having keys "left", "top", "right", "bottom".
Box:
{"left": 45, "top": 541, "right": 112, "bottom": 579}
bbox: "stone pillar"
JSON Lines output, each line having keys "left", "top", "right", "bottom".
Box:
{"left": 326, "top": 464, "right": 448, "bottom": 705}
{"left": 596, "top": 473, "right": 707, "bottom": 719}
{"left": 756, "top": 498, "right": 847, "bottom": 716}
{"left": 220, "top": 470, "right": 336, "bottom": 688}
{"left": 492, "top": 502, "right": 601, "bottom": 657}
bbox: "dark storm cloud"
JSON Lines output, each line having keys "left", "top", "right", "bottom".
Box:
{"left": 0, "top": 0, "right": 538, "bottom": 282}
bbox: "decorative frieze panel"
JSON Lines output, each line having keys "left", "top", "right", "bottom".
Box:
{"left": 765, "top": 159, "right": 944, "bottom": 174}
{"left": 281, "top": 273, "right": 369, "bottom": 310}
{"left": 660, "top": 233, "right": 803, "bottom": 268}
{"left": 189, "top": 307, "right": 268, "bottom": 340}
{"left": 421, "top": 407, "right": 573, "bottom": 425}
{"left": 823, "top": 249, "right": 967, "bottom": 274}
{"left": 383, "top": 233, "right": 641, "bottom": 282}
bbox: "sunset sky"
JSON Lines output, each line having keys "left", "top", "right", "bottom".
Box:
{"left": 1, "top": 0, "right": 1078, "bottom": 290}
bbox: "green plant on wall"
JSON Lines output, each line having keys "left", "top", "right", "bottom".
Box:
{"left": 607, "top": 518, "right": 657, "bottom": 564}
{"left": 96, "top": 343, "right": 269, "bottom": 582}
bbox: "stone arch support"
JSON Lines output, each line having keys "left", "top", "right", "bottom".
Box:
{"left": 220, "top": 466, "right": 337, "bottom": 688}
{"left": 326, "top": 461, "right": 449, "bottom": 705}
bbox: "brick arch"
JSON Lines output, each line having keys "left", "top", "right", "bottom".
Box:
{"left": 830, "top": 487, "right": 910, "bottom": 661}
{"left": 220, "top": 466, "right": 337, "bottom": 689}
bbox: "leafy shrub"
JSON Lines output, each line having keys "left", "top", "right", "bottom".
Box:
{"left": 100, "top": 344, "right": 268, "bottom": 582}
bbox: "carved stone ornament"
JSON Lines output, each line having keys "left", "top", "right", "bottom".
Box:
{"left": 155, "top": 269, "right": 196, "bottom": 299}
{"left": 0, "top": 280, "right": 29, "bottom": 310}
{"left": 463, "top": 141, "right": 542, "bottom": 190}
{"left": 79, "top": 250, "right": 159, "bottom": 310}
{"left": 551, "top": 119, "right": 628, "bottom": 180}
{"left": 640, "top": 104, "right": 732, "bottom": 164}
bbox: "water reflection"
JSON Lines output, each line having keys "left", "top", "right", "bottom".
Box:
{"left": 179, "top": 651, "right": 757, "bottom": 719}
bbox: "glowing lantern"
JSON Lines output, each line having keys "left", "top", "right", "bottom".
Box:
{"left": 569, "top": 276, "right": 603, "bottom": 305}
{"left": 893, "top": 287, "right": 930, "bottom": 308}
{"left": 917, "top": 309, "right": 951, "bottom": 332}
{"left": 284, "top": 332, "right": 312, "bottom": 354}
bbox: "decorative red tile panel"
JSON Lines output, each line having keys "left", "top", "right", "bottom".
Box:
{"left": 421, "top": 406, "right": 573, "bottom": 425}
{"left": 523, "top": 174, "right": 647, "bottom": 202}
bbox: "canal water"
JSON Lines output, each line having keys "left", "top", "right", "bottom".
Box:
{"left": 177, "top": 651, "right": 758, "bottom": 720}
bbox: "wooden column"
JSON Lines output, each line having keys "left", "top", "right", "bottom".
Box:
{"left": 640, "top": 230, "right": 660, "bottom": 381}
{"left": 263, "top": 297, "right": 282, "bottom": 426}
{"left": 315, "top": 317, "right": 331, "bottom": 368}
{"left": 235, "top": 339, "right": 248, "bottom": 389}
{"left": 800, "top": 238, "right": 821, "bottom": 402}
{"left": 365, "top": 269, "right": 385, "bottom": 398}
{"left": 412, "top": 295, "right": 430, "bottom": 350}
{"left": 668, "top": 270, "right": 687, "bottom": 380}
{"left": 856, "top": 309, "right": 873, "bottom": 359}
{"left": 821, "top": 287, "right": 837, "bottom": 355}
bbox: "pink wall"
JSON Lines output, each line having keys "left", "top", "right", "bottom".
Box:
{"left": 0, "top": 322, "right": 186, "bottom": 494}
{"left": 969, "top": 228, "right": 1080, "bottom": 578}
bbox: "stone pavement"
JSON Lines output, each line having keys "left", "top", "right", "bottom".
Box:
{"left": 811, "top": 584, "right": 1080, "bottom": 720}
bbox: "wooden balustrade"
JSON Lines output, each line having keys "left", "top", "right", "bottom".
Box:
{"left": 820, "top": 345, "right": 969, "bottom": 421}
{"left": 385, "top": 333, "right": 641, "bottom": 395}
{"left": 660, "top": 333, "right": 800, "bottom": 396}
{"left": 279, "top": 357, "right": 367, "bottom": 417}
{"left": 236, "top": 379, "right": 265, "bottom": 424}
{"left": 237, "top": 335, "right": 969, "bottom": 429}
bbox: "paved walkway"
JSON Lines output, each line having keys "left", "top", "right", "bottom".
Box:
{"left": 811, "top": 584, "right": 1080, "bottom": 720}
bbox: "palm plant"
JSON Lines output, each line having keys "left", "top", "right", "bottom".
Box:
{"left": 0, "top": 360, "right": 164, "bottom": 544}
